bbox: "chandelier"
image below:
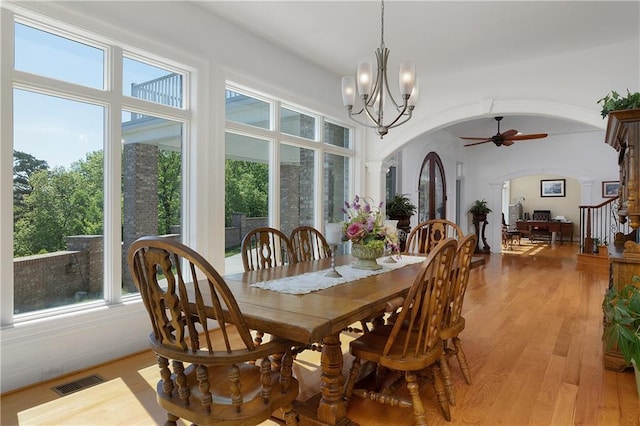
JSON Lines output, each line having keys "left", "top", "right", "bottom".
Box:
{"left": 341, "top": 0, "right": 418, "bottom": 139}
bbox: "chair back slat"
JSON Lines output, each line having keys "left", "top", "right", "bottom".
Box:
{"left": 241, "top": 227, "right": 295, "bottom": 271}
{"left": 290, "top": 225, "right": 331, "bottom": 262}
{"left": 383, "top": 238, "right": 458, "bottom": 359}
{"left": 128, "top": 237, "right": 256, "bottom": 354}
{"left": 446, "top": 234, "right": 477, "bottom": 326}
{"left": 405, "top": 219, "right": 463, "bottom": 254}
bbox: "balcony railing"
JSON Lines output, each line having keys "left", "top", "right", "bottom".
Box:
{"left": 130, "top": 73, "right": 182, "bottom": 120}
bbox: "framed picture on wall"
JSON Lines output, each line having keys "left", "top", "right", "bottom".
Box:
{"left": 540, "top": 179, "right": 566, "bottom": 197}
{"left": 602, "top": 181, "right": 620, "bottom": 198}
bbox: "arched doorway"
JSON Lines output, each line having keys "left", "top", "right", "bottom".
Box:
{"left": 418, "top": 152, "right": 447, "bottom": 222}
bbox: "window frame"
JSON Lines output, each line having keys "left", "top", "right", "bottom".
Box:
{"left": 5, "top": 10, "right": 193, "bottom": 325}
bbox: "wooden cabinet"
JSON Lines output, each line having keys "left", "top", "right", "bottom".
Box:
{"left": 604, "top": 109, "right": 640, "bottom": 370}
{"left": 606, "top": 109, "right": 640, "bottom": 230}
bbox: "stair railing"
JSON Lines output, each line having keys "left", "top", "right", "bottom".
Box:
{"left": 579, "top": 197, "right": 628, "bottom": 254}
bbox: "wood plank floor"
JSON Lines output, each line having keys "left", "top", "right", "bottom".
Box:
{"left": 3, "top": 241, "right": 640, "bottom": 425}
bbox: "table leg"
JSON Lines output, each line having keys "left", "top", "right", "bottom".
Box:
{"left": 317, "top": 332, "right": 348, "bottom": 425}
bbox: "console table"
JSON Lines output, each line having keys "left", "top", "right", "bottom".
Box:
{"left": 515, "top": 220, "right": 573, "bottom": 244}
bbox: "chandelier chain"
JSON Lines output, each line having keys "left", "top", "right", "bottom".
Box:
{"left": 380, "top": 0, "right": 385, "bottom": 46}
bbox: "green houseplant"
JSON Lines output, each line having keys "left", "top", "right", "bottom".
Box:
{"left": 386, "top": 193, "right": 417, "bottom": 218}
{"left": 469, "top": 199, "right": 492, "bottom": 220}
{"left": 597, "top": 90, "right": 640, "bottom": 118}
{"left": 603, "top": 280, "right": 640, "bottom": 395}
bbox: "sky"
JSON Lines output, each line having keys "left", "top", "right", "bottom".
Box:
{"left": 13, "top": 22, "right": 173, "bottom": 169}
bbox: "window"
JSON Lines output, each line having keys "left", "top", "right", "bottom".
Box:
{"left": 14, "top": 23, "right": 104, "bottom": 89}
{"left": 224, "top": 86, "right": 353, "bottom": 273}
{"left": 280, "top": 107, "right": 316, "bottom": 140}
{"left": 225, "top": 89, "right": 271, "bottom": 130}
{"left": 10, "top": 17, "right": 190, "bottom": 319}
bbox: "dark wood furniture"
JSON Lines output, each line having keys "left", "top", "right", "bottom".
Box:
{"left": 515, "top": 220, "right": 573, "bottom": 244}
{"left": 603, "top": 109, "right": 640, "bottom": 370}
{"left": 127, "top": 237, "right": 299, "bottom": 426}
{"left": 222, "top": 253, "right": 486, "bottom": 425}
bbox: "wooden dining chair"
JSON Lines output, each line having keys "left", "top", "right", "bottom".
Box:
{"left": 290, "top": 225, "right": 331, "bottom": 262}
{"left": 241, "top": 227, "right": 296, "bottom": 271}
{"left": 439, "top": 233, "right": 477, "bottom": 406}
{"left": 404, "top": 219, "right": 464, "bottom": 254}
{"left": 343, "top": 238, "right": 458, "bottom": 425}
{"left": 128, "top": 237, "right": 299, "bottom": 426}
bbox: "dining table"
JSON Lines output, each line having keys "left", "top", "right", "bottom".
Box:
{"left": 222, "top": 253, "right": 486, "bottom": 425}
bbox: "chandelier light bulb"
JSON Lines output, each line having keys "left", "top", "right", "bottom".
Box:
{"left": 356, "top": 62, "right": 373, "bottom": 97}
{"left": 398, "top": 62, "right": 415, "bottom": 96}
{"left": 341, "top": 77, "right": 356, "bottom": 107}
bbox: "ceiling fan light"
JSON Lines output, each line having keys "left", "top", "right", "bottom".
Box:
{"left": 341, "top": 76, "right": 356, "bottom": 107}
{"left": 398, "top": 62, "right": 415, "bottom": 96}
{"left": 356, "top": 62, "right": 373, "bottom": 97}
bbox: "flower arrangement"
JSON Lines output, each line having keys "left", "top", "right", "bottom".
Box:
{"left": 342, "top": 195, "right": 399, "bottom": 253}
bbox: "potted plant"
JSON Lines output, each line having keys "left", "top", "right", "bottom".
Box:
{"left": 386, "top": 193, "right": 417, "bottom": 219}
{"left": 597, "top": 90, "right": 640, "bottom": 118}
{"left": 386, "top": 193, "right": 417, "bottom": 240}
{"left": 603, "top": 281, "right": 640, "bottom": 396}
{"left": 469, "top": 199, "right": 492, "bottom": 222}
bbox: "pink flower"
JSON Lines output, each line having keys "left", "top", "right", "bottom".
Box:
{"left": 346, "top": 222, "right": 366, "bottom": 241}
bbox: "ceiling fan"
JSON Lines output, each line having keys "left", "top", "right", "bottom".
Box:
{"left": 460, "top": 116, "right": 548, "bottom": 147}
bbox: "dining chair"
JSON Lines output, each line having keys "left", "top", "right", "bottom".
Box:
{"left": 404, "top": 219, "right": 464, "bottom": 255}
{"left": 241, "top": 227, "right": 297, "bottom": 271}
{"left": 343, "top": 238, "right": 458, "bottom": 424}
{"left": 290, "top": 225, "right": 331, "bottom": 262}
{"left": 241, "top": 227, "right": 297, "bottom": 347}
{"left": 128, "top": 236, "right": 299, "bottom": 426}
{"left": 439, "top": 233, "right": 477, "bottom": 406}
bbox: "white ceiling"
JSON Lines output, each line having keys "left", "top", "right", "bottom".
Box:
{"left": 194, "top": 0, "right": 639, "bottom": 138}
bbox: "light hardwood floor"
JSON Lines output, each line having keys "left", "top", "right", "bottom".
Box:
{"left": 3, "top": 241, "right": 639, "bottom": 425}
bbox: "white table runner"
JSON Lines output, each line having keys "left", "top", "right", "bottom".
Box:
{"left": 251, "top": 255, "right": 425, "bottom": 295}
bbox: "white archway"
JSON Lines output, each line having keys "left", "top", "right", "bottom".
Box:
{"left": 367, "top": 98, "right": 604, "bottom": 163}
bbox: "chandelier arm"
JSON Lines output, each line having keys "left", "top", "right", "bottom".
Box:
{"left": 387, "top": 107, "right": 414, "bottom": 129}
{"left": 381, "top": 99, "right": 410, "bottom": 129}
{"left": 347, "top": 107, "right": 384, "bottom": 129}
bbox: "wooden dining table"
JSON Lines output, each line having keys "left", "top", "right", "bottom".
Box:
{"left": 223, "top": 254, "right": 485, "bottom": 425}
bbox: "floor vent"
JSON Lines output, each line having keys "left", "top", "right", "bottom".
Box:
{"left": 52, "top": 374, "right": 106, "bottom": 396}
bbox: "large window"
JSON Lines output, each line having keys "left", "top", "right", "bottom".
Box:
{"left": 224, "top": 86, "right": 354, "bottom": 273}
{"left": 10, "top": 18, "right": 190, "bottom": 318}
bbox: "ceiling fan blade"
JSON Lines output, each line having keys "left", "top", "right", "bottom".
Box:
{"left": 463, "top": 140, "right": 492, "bottom": 147}
{"left": 500, "top": 129, "right": 519, "bottom": 139}
{"left": 502, "top": 140, "right": 515, "bottom": 146}
{"left": 460, "top": 136, "right": 493, "bottom": 141}
{"left": 510, "top": 133, "right": 548, "bottom": 141}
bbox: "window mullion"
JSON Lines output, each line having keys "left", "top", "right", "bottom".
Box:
{"left": 104, "top": 46, "right": 123, "bottom": 303}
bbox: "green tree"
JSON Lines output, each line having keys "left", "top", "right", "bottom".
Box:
{"left": 13, "top": 150, "right": 49, "bottom": 225}
{"left": 225, "top": 159, "right": 268, "bottom": 225}
{"left": 13, "top": 152, "right": 104, "bottom": 257}
{"left": 158, "top": 150, "right": 181, "bottom": 234}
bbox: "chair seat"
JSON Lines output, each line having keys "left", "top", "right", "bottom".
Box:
{"left": 350, "top": 325, "right": 444, "bottom": 372}
{"left": 157, "top": 362, "right": 299, "bottom": 426}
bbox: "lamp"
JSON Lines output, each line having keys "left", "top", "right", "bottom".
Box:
{"left": 341, "top": 0, "right": 418, "bottom": 139}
